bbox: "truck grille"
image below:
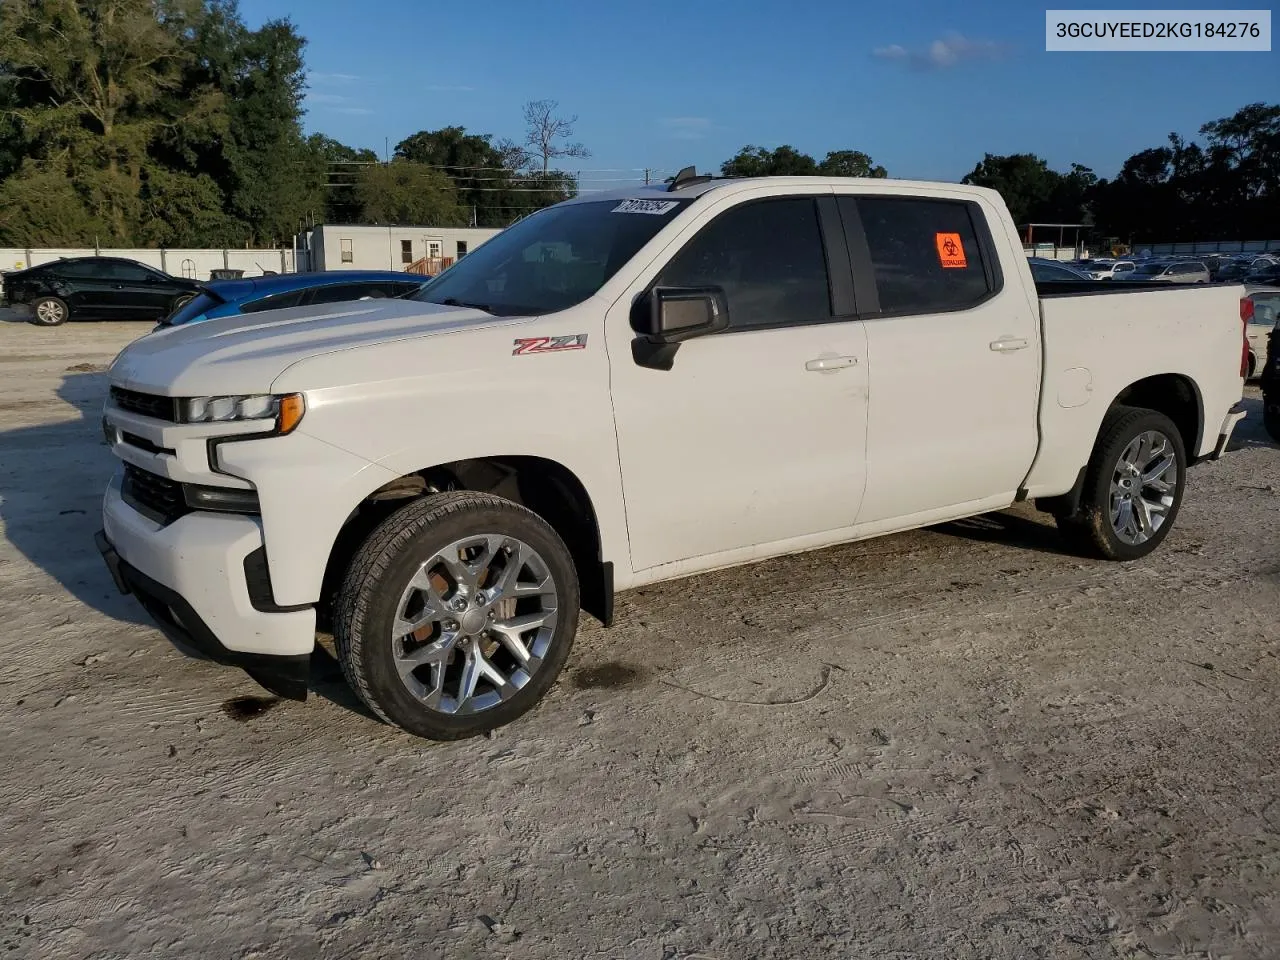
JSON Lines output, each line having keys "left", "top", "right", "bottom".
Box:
{"left": 110, "top": 386, "right": 178, "bottom": 422}
{"left": 121, "top": 464, "right": 189, "bottom": 526}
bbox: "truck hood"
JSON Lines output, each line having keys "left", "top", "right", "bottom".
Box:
{"left": 109, "top": 298, "right": 528, "bottom": 396}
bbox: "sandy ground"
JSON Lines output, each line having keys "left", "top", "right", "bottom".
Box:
{"left": 0, "top": 312, "right": 1277, "bottom": 960}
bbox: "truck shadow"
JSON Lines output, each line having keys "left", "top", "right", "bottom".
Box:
{"left": 930, "top": 510, "right": 1074, "bottom": 556}
{"left": 0, "top": 370, "right": 147, "bottom": 626}
{"left": 0, "top": 371, "right": 373, "bottom": 717}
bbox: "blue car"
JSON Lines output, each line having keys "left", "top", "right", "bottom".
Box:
{"left": 158, "top": 270, "right": 429, "bottom": 328}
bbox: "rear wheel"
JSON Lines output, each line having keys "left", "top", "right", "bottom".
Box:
{"left": 1058, "top": 405, "right": 1186, "bottom": 561}
{"left": 30, "top": 296, "right": 68, "bottom": 326}
{"left": 334, "top": 491, "right": 580, "bottom": 740}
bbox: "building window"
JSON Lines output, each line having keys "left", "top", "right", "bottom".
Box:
{"left": 456, "top": 241, "right": 469, "bottom": 258}
{"left": 340, "top": 239, "right": 353, "bottom": 263}
{"left": 401, "top": 239, "right": 413, "bottom": 264}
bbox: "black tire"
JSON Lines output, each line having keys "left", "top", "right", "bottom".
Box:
{"left": 334, "top": 491, "right": 580, "bottom": 740}
{"left": 1057, "top": 404, "right": 1187, "bottom": 561}
{"left": 1263, "top": 391, "right": 1280, "bottom": 445}
{"left": 30, "top": 295, "right": 68, "bottom": 326}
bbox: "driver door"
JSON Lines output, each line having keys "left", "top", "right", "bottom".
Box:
{"left": 606, "top": 191, "right": 869, "bottom": 573}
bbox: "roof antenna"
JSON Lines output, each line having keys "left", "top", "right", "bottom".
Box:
{"left": 667, "top": 165, "right": 713, "bottom": 192}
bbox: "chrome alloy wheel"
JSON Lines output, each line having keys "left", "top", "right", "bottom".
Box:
{"left": 390, "top": 535, "right": 558, "bottom": 715}
{"left": 36, "top": 300, "right": 65, "bottom": 323}
{"left": 1109, "top": 430, "right": 1178, "bottom": 546}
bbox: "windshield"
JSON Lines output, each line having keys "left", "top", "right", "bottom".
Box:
{"left": 412, "top": 198, "right": 692, "bottom": 316}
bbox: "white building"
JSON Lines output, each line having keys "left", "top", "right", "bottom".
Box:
{"left": 299, "top": 224, "right": 502, "bottom": 274}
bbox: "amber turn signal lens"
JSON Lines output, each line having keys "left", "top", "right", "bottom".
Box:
{"left": 277, "top": 393, "right": 305, "bottom": 435}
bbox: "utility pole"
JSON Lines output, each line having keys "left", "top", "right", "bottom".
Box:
{"left": 644, "top": 168, "right": 651, "bottom": 186}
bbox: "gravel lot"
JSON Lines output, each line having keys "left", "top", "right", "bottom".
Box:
{"left": 1, "top": 314, "right": 1277, "bottom": 960}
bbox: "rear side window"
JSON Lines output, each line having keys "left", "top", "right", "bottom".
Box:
{"left": 657, "top": 197, "right": 832, "bottom": 330}
{"left": 846, "top": 196, "right": 997, "bottom": 315}
{"left": 240, "top": 290, "right": 306, "bottom": 314}
{"left": 306, "top": 284, "right": 370, "bottom": 306}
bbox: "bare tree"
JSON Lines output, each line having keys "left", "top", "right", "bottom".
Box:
{"left": 522, "top": 99, "right": 589, "bottom": 175}
{"left": 494, "top": 136, "right": 533, "bottom": 172}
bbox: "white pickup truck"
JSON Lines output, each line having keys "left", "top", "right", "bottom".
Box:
{"left": 96, "top": 173, "right": 1250, "bottom": 740}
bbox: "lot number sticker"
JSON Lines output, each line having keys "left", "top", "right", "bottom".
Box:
{"left": 612, "top": 199, "right": 680, "bottom": 215}
{"left": 935, "top": 232, "right": 968, "bottom": 269}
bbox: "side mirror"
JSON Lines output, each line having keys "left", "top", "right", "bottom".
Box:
{"left": 630, "top": 286, "right": 729, "bottom": 371}
{"left": 635, "top": 286, "right": 729, "bottom": 343}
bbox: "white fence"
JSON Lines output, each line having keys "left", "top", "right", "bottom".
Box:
{"left": 0, "top": 246, "right": 296, "bottom": 280}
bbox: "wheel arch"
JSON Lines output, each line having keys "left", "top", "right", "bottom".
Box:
{"left": 320, "top": 455, "right": 613, "bottom": 629}
{"left": 1110, "top": 372, "right": 1204, "bottom": 458}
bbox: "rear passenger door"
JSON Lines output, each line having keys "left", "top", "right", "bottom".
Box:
{"left": 837, "top": 192, "right": 1040, "bottom": 525}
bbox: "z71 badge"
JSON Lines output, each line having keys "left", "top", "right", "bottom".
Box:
{"left": 512, "top": 334, "right": 588, "bottom": 356}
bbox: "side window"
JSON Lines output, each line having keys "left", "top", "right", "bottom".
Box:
{"left": 340, "top": 239, "right": 353, "bottom": 263}
{"left": 400, "top": 240, "right": 413, "bottom": 264}
{"left": 849, "top": 196, "right": 995, "bottom": 315}
{"left": 306, "top": 284, "right": 364, "bottom": 306}
{"left": 240, "top": 290, "right": 305, "bottom": 314}
{"left": 102, "top": 261, "right": 152, "bottom": 282}
{"left": 656, "top": 197, "right": 831, "bottom": 330}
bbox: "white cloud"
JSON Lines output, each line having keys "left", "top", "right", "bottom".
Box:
{"left": 873, "top": 33, "right": 1009, "bottom": 69}
{"left": 310, "top": 71, "right": 363, "bottom": 83}
{"left": 660, "top": 117, "right": 713, "bottom": 141}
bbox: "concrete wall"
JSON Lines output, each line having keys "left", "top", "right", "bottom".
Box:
{"left": 0, "top": 247, "right": 296, "bottom": 279}
{"left": 309, "top": 226, "right": 501, "bottom": 272}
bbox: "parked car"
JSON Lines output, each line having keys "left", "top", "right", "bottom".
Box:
{"left": 2, "top": 257, "right": 202, "bottom": 326}
{"left": 1029, "top": 258, "right": 1094, "bottom": 281}
{"left": 1243, "top": 291, "right": 1279, "bottom": 379}
{"left": 1216, "top": 259, "right": 1251, "bottom": 282}
{"left": 1080, "top": 260, "right": 1135, "bottom": 280}
{"left": 1243, "top": 262, "right": 1280, "bottom": 285}
{"left": 96, "top": 175, "right": 1248, "bottom": 740}
{"left": 1121, "top": 260, "right": 1210, "bottom": 284}
{"left": 157, "top": 271, "right": 429, "bottom": 329}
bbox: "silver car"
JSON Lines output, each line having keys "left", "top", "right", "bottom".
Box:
{"left": 1123, "top": 260, "right": 1210, "bottom": 284}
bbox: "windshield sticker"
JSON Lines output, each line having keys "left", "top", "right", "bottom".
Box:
{"left": 612, "top": 199, "right": 680, "bottom": 215}
{"left": 935, "top": 232, "right": 968, "bottom": 269}
{"left": 513, "top": 334, "right": 588, "bottom": 356}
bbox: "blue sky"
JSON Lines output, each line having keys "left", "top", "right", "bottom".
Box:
{"left": 241, "top": 0, "right": 1278, "bottom": 190}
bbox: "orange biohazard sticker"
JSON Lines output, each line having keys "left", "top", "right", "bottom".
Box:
{"left": 935, "top": 232, "right": 968, "bottom": 269}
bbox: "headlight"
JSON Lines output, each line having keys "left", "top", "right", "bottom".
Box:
{"left": 178, "top": 393, "right": 305, "bottom": 434}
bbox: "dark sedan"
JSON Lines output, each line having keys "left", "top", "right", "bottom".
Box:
{"left": 2, "top": 257, "right": 202, "bottom": 326}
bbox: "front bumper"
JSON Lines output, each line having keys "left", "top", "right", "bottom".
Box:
{"left": 98, "top": 473, "right": 315, "bottom": 700}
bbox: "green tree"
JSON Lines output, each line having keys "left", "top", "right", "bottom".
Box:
{"left": 307, "top": 133, "right": 377, "bottom": 224}
{"left": 0, "top": 0, "right": 216, "bottom": 243}
{"left": 354, "top": 161, "right": 465, "bottom": 226}
{"left": 817, "top": 149, "right": 888, "bottom": 178}
{"left": 720, "top": 145, "right": 818, "bottom": 177}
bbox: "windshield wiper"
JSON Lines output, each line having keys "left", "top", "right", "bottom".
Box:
{"left": 435, "top": 297, "right": 492, "bottom": 313}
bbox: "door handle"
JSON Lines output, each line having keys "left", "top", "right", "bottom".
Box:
{"left": 805, "top": 355, "right": 858, "bottom": 372}
{"left": 989, "top": 337, "right": 1029, "bottom": 353}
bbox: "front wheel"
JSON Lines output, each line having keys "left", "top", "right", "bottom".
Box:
{"left": 334, "top": 491, "right": 580, "bottom": 740}
{"left": 1058, "top": 405, "right": 1187, "bottom": 561}
{"left": 30, "top": 295, "right": 68, "bottom": 326}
